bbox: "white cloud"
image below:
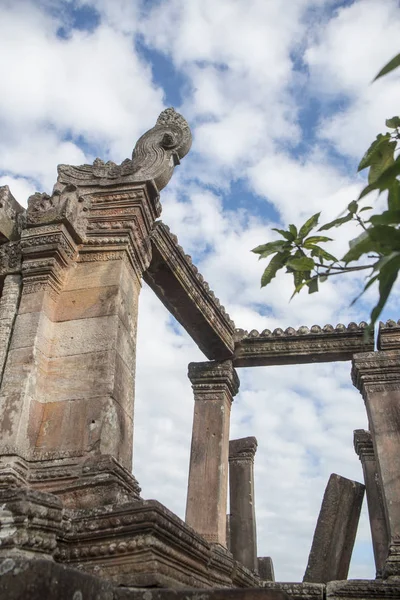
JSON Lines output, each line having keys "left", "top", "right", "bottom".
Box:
{"left": 2, "top": 0, "right": 396, "bottom": 583}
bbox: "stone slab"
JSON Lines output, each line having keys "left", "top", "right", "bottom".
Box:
{"left": 262, "top": 582, "right": 324, "bottom": 599}
{"left": 304, "top": 474, "right": 365, "bottom": 583}
{"left": 117, "top": 590, "right": 289, "bottom": 600}
{"left": 326, "top": 579, "right": 400, "bottom": 599}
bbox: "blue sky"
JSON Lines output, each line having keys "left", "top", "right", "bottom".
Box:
{"left": 1, "top": 0, "right": 399, "bottom": 582}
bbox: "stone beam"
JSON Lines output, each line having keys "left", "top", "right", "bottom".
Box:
{"left": 144, "top": 221, "right": 235, "bottom": 360}
{"left": 378, "top": 319, "right": 400, "bottom": 351}
{"left": 229, "top": 437, "right": 258, "bottom": 572}
{"left": 354, "top": 429, "right": 389, "bottom": 576}
{"left": 303, "top": 473, "right": 365, "bottom": 584}
{"left": 234, "top": 322, "right": 373, "bottom": 367}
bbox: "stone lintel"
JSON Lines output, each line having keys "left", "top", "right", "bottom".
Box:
{"left": 378, "top": 319, "right": 400, "bottom": 351}
{"left": 354, "top": 429, "right": 374, "bottom": 461}
{"left": 229, "top": 437, "right": 258, "bottom": 461}
{"left": 144, "top": 222, "right": 235, "bottom": 360}
{"left": 188, "top": 360, "right": 239, "bottom": 398}
{"left": 234, "top": 322, "right": 373, "bottom": 367}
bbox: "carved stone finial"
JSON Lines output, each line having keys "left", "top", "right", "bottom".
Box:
{"left": 131, "top": 107, "right": 192, "bottom": 191}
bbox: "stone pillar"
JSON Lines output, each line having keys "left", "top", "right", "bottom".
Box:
{"left": 0, "top": 274, "right": 21, "bottom": 381}
{"left": 185, "top": 360, "right": 239, "bottom": 545}
{"left": 354, "top": 429, "right": 389, "bottom": 577}
{"left": 229, "top": 436, "right": 258, "bottom": 571}
{"left": 303, "top": 473, "right": 365, "bottom": 583}
{"left": 352, "top": 349, "right": 400, "bottom": 577}
{"left": 0, "top": 109, "right": 192, "bottom": 509}
{"left": 258, "top": 557, "right": 275, "bottom": 581}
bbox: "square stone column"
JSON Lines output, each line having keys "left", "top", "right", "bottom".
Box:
{"left": 354, "top": 429, "right": 389, "bottom": 577}
{"left": 185, "top": 360, "right": 239, "bottom": 545}
{"left": 229, "top": 436, "right": 258, "bottom": 571}
{"left": 352, "top": 349, "right": 400, "bottom": 577}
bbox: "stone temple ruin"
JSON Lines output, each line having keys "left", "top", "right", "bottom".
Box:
{"left": 0, "top": 108, "right": 399, "bottom": 599}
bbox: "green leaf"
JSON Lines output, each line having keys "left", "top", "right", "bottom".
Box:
{"left": 369, "top": 210, "right": 400, "bottom": 226}
{"left": 370, "top": 254, "right": 400, "bottom": 328}
{"left": 307, "top": 277, "right": 318, "bottom": 294}
{"left": 358, "top": 133, "right": 391, "bottom": 172}
{"left": 271, "top": 228, "right": 295, "bottom": 242}
{"left": 348, "top": 200, "right": 358, "bottom": 213}
{"left": 319, "top": 275, "right": 328, "bottom": 283}
{"left": 298, "top": 213, "right": 320, "bottom": 241}
{"left": 261, "top": 251, "right": 291, "bottom": 287}
{"left": 286, "top": 256, "right": 315, "bottom": 271}
{"left": 388, "top": 180, "right": 400, "bottom": 211}
{"left": 386, "top": 116, "right": 400, "bottom": 129}
{"left": 368, "top": 139, "right": 396, "bottom": 184}
{"left": 350, "top": 273, "right": 379, "bottom": 307}
{"left": 252, "top": 240, "right": 287, "bottom": 257}
{"left": 373, "top": 53, "right": 400, "bottom": 81}
{"left": 303, "top": 235, "right": 333, "bottom": 246}
{"left": 358, "top": 157, "right": 400, "bottom": 199}
{"left": 368, "top": 224, "right": 400, "bottom": 251}
{"left": 319, "top": 213, "right": 353, "bottom": 231}
{"left": 342, "top": 231, "right": 375, "bottom": 263}
{"left": 359, "top": 206, "right": 373, "bottom": 213}
{"left": 289, "top": 224, "right": 298, "bottom": 239}
{"left": 308, "top": 245, "right": 338, "bottom": 263}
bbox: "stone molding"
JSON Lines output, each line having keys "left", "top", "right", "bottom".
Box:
{"left": 352, "top": 350, "right": 400, "bottom": 397}
{"left": 378, "top": 319, "right": 400, "bottom": 352}
{"left": 188, "top": 360, "right": 240, "bottom": 398}
{"left": 353, "top": 429, "right": 375, "bottom": 461}
{"left": 229, "top": 437, "right": 258, "bottom": 462}
{"left": 234, "top": 322, "right": 373, "bottom": 367}
{"left": 144, "top": 222, "right": 235, "bottom": 359}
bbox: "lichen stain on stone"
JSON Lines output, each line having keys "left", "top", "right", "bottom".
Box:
{"left": 72, "top": 591, "right": 83, "bottom": 600}
{"left": 0, "top": 557, "right": 15, "bottom": 575}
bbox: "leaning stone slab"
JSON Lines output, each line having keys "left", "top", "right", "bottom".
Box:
{"left": 326, "top": 579, "right": 400, "bottom": 599}
{"left": 303, "top": 474, "right": 365, "bottom": 584}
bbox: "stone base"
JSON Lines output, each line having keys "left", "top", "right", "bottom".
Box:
{"left": 59, "top": 499, "right": 258, "bottom": 588}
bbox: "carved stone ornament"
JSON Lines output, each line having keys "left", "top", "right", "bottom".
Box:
{"left": 26, "top": 183, "right": 90, "bottom": 242}
{"left": 57, "top": 108, "right": 192, "bottom": 194}
{"left": 353, "top": 429, "right": 375, "bottom": 461}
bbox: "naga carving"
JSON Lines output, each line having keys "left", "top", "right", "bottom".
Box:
{"left": 57, "top": 108, "right": 192, "bottom": 193}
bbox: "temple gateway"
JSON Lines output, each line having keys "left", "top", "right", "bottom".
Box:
{"left": 0, "top": 109, "right": 399, "bottom": 600}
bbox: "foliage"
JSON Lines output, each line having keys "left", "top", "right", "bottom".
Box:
{"left": 253, "top": 53, "right": 400, "bottom": 329}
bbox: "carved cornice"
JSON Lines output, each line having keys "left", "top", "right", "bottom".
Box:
{"left": 144, "top": 222, "right": 235, "bottom": 360}
{"left": 26, "top": 184, "right": 90, "bottom": 243}
{"left": 0, "top": 185, "right": 25, "bottom": 243}
{"left": 378, "top": 319, "right": 400, "bottom": 352}
{"left": 229, "top": 437, "right": 258, "bottom": 462}
{"left": 188, "top": 360, "right": 239, "bottom": 398}
{"left": 352, "top": 350, "right": 400, "bottom": 397}
{"left": 234, "top": 322, "right": 373, "bottom": 367}
{"left": 353, "top": 429, "right": 375, "bottom": 461}
{"left": 57, "top": 108, "right": 191, "bottom": 210}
